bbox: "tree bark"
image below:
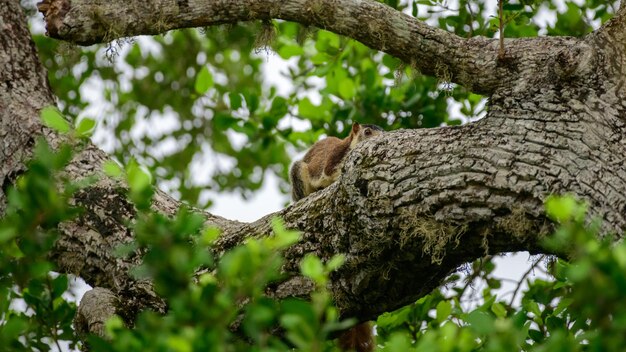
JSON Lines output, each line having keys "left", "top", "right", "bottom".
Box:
{"left": 1, "top": 0, "right": 625, "bottom": 339}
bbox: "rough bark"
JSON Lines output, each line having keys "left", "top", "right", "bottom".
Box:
{"left": 74, "top": 287, "right": 119, "bottom": 339}
{"left": 1, "top": 0, "right": 625, "bottom": 340}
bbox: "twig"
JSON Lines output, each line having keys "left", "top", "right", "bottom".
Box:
{"left": 508, "top": 255, "right": 546, "bottom": 306}
{"left": 456, "top": 255, "right": 492, "bottom": 300}
{"left": 466, "top": 1, "right": 475, "bottom": 38}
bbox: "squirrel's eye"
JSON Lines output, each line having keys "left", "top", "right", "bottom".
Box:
{"left": 364, "top": 129, "right": 371, "bottom": 136}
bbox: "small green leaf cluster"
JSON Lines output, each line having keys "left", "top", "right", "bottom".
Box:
{"left": 40, "top": 106, "right": 97, "bottom": 139}
{"left": 375, "top": 195, "right": 626, "bottom": 351}
{"left": 0, "top": 141, "right": 81, "bottom": 351}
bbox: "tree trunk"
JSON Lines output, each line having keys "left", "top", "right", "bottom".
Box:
{"left": 1, "top": 0, "right": 625, "bottom": 338}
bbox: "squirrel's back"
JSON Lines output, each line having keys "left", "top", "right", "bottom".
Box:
{"left": 290, "top": 123, "right": 383, "bottom": 201}
{"left": 302, "top": 136, "right": 351, "bottom": 190}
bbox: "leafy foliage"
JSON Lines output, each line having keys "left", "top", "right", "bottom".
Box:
{"left": 91, "top": 212, "right": 351, "bottom": 352}
{"left": 0, "top": 141, "right": 80, "bottom": 351}
{"left": 32, "top": 0, "right": 619, "bottom": 208}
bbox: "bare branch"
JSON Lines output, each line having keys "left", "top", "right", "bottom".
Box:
{"left": 508, "top": 255, "right": 545, "bottom": 306}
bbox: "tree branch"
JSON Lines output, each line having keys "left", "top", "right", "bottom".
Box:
{"left": 0, "top": 0, "right": 56, "bottom": 214}
{"left": 591, "top": 3, "right": 626, "bottom": 82}
{"left": 36, "top": 0, "right": 547, "bottom": 95}
{"left": 74, "top": 288, "right": 119, "bottom": 339}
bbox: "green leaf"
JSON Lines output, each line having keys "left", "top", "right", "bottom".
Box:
{"left": 271, "top": 218, "right": 301, "bottom": 248}
{"left": 300, "top": 254, "right": 324, "bottom": 283}
{"left": 104, "top": 315, "right": 124, "bottom": 338}
{"left": 126, "top": 160, "right": 152, "bottom": 194}
{"left": 228, "top": 92, "right": 243, "bottom": 110}
{"left": 41, "top": 106, "right": 70, "bottom": 133}
{"left": 528, "top": 328, "right": 544, "bottom": 342}
{"left": 75, "top": 117, "right": 97, "bottom": 137}
{"left": 298, "top": 98, "right": 321, "bottom": 120}
{"left": 315, "top": 30, "right": 341, "bottom": 52}
{"left": 51, "top": 274, "right": 68, "bottom": 299}
{"left": 436, "top": 300, "right": 452, "bottom": 322}
{"left": 268, "top": 97, "right": 288, "bottom": 120}
{"left": 465, "top": 310, "right": 494, "bottom": 335}
{"left": 278, "top": 44, "right": 304, "bottom": 59}
{"left": 503, "top": 3, "right": 524, "bottom": 11}
{"left": 103, "top": 160, "right": 123, "bottom": 178}
{"left": 281, "top": 314, "right": 312, "bottom": 347}
{"left": 524, "top": 300, "right": 542, "bottom": 320}
{"left": 194, "top": 66, "right": 213, "bottom": 95}
{"left": 338, "top": 78, "right": 356, "bottom": 100}
{"left": 201, "top": 227, "right": 221, "bottom": 246}
{"left": 166, "top": 336, "right": 192, "bottom": 352}
{"left": 2, "top": 315, "right": 28, "bottom": 340}
{"left": 545, "top": 195, "right": 586, "bottom": 222}
{"left": 326, "top": 255, "right": 345, "bottom": 272}
{"left": 0, "top": 226, "right": 16, "bottom": 243}
{"left": 491, "top": 302, "right": 507, "bottom": 318}
{"left": 29, "top": 262, "right": 53, "bottom": 278}
{"left": 382, "top": 333, "right": 413, "bottom": 351}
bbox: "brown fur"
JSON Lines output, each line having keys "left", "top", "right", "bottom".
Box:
{"left": 289, "top": 160, "right": 306, "bottom": 201}
{"left": 290, "top": 123, "right": 383, "bottom": 201}
{"left": 338, "top": 322, "right": 375, "bottom": 352}
{"left": 302, "top": 136, "right": 352, "bottom": 180}
{"left": 289, "top": 122, "right": 383, "bottom": 352}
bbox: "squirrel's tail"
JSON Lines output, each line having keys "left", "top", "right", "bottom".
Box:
{"left": 338, "top": 322, "right": 375, "bottom": 352}
{"left": 289, "top": 160, "right": 306, "bottom": 201}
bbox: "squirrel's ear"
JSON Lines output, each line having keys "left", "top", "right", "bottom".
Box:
{"left": 351, "top": 122, "right": 360, "bottom": 134}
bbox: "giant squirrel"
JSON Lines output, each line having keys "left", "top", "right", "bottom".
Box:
{"left": 290, "top": 123, "right": 383, "bottom": 202}
{"left": 289, "top": 122, "right": 384, "bottom": 352}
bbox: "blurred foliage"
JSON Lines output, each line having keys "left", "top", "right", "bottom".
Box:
{"left": 0, "top": 141, "right": 81, "bottom": 351}
{"left": 91, "top": 213, "right": 352, "bottom": 352}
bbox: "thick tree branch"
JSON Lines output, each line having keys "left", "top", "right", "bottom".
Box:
{"left": 0, "top": 0, "right": 55, "bottom": 214}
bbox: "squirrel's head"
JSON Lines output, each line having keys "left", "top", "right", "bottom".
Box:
{"left": 350, "top": 122, "right": 384, "bottom": 147}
